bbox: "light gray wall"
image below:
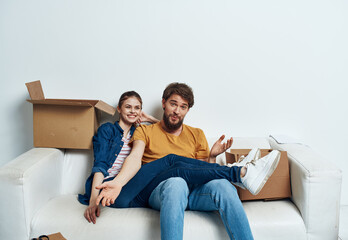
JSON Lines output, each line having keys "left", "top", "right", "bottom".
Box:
{"left": 1, "top": 0, "right": 347, "bottom": 204}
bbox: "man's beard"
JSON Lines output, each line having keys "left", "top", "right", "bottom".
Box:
{"left": 163, "top": 113, "right": 183, "bottom": 131}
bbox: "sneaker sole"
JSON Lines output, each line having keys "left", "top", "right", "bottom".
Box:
{"left": 250, "top": 150, "right": 281, "bottom": 195}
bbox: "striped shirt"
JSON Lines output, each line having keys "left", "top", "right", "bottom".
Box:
{"left": 105, "top": 132, "right": 132, "bottom": 179}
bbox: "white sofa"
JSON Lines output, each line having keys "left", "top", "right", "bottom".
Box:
{"left": 0, "top": 137, "right": 342, "bottom": 240}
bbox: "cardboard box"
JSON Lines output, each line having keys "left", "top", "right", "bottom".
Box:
{"left": 26, "top": 80, "right": 116, "bottom": 149}
{"left": 226, "top": 149, "right": 291, "bottom": 201}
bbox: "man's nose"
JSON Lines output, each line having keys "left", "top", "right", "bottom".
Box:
{"left": 174, "top": 106, "right": 180, "bottom": 114}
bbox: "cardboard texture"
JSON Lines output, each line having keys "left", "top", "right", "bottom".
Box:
{"left": 26, "top": 80, "right": 116, "bottom": 149}
{"left": 32, "top": 232, "right": 67, "bottom": 240}
{"left": 226, "top": 149, "right": 291, "bottom": 201}
{"left": 48, "top": 232, "right": 67, "bottom": 240}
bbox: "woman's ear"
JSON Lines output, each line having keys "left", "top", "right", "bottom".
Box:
{"left": 117, "top": 106, "right": 121, "bottom": 114}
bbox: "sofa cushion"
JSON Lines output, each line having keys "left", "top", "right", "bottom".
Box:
{"left": 244, "top": 200, "right": 306, "bottom": 240}
{"left": 30, "top": 195, "right": 228, "bottom": 240}
{"left": 31, "top": 195, "right": 306, "bottom": 240}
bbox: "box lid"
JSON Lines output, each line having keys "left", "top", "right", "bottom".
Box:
{"left": 26, "top": 80, "right": 116, "bottom": 115}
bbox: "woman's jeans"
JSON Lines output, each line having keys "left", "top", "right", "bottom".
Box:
{"left": 110, "top": 154, "right": 242, "bottom": 208}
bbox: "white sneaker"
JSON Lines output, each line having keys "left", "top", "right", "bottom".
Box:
{"left": 231, "top": 148, "right": 261, "bottom": 167}
{"left": 241, "top": 150, "right": 281, "bottom": 195}
{"left": 228, "top": 148, "right": 261, "bottom": 189}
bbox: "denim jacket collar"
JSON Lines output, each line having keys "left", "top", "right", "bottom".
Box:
{"left": 113, "top": 121, "right": 136, "bottom": 136}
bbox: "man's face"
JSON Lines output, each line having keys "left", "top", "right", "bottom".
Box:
{"left": 162, "top": 94, "right": 190, "bottom": 131}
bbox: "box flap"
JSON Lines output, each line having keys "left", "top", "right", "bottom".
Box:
{"left": 26, "top": 80, "right": 45, "bottom": 100}
{"left": 27, "top": 99, "right": 96, "bottom": 107}
{"left": 95, "top": 100, "right": 116, "bottom": 115}
{"left": 27, "top": 99, "right": 116, "bottom": 115}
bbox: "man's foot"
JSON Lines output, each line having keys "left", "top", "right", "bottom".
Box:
{"left": 241, "top": 150, "right": 281, "bottom": 195}
{"left": 228, "top": 148, "right": 261, "bottom": 189}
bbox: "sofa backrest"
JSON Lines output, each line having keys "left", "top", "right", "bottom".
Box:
{"left": 61, "top": 137, "right": 271, "bottom": 195}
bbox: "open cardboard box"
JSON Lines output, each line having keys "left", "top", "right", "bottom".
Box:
{"left": 226, "top": 149, "right": 291, "bottom": 201}
{"left": 26, "top": 80, "right": 116, "bottom": 149}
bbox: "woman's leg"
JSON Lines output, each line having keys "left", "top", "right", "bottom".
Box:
{"left": 112, "top": 154, "right": 189, "bottom": 207}
{"left": 112, "top": 154, "right": 241, "bottom": 208}
{"left": 132, "top": 161, "right": 242, "bottom": 206}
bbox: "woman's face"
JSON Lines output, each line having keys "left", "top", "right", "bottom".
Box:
{"left": 118, "top": 96, "right": 142, "bottom": 125}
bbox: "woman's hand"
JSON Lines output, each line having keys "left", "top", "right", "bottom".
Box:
{"left": 137, "top": 111, "right": 159, "bottom": 124}
{"left": 95, "top": 181, "right": 123, "bottom": 207}
{"left": 84, "top": 201, "right": 100, "bottom": 224}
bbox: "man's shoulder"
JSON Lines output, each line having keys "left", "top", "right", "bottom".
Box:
{"left": 134, "top": 122, "right": 161, "bottom": 136}
{"left": 137, "top": 122, "right": 161, "bottom": 131}
{"left": 183, "top": 124, "right": 206, "bottom": 138}
{"left": 183, "top": 124, "right": 204, "bottom": 133}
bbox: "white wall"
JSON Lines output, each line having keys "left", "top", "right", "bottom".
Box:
{"left": 1, "top": 0, "right": 347, "bottom": 204}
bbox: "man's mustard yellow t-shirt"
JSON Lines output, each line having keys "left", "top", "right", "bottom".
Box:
{"left": 131, "top": 122, "right": 210, "bottom": 164}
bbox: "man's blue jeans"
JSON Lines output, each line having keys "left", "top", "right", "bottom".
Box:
{"left": 148, "top": 178, "right": 254, "bottom": 240}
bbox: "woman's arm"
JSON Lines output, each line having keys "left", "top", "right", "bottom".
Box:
{"left": 84, "top": 172, "right": 104, "bottom": 224}
{"left": 95, "top": 140, "right": 146, "bottom": 207}
{"left": 138, "top": 111, "right": 159, "bottom": 124}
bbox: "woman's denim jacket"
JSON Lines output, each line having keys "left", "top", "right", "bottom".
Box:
{"left": 78, "top": 121, "right": 136, "bottom": 205}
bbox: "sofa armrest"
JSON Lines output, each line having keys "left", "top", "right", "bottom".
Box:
{"left": 0, "top": 148, "right": 64, "bottom": 240}
{"left": 269, "top": 137, "right": 342, "bottom": 240}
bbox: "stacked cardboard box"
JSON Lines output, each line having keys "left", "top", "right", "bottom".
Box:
{"left": 226, "top": 149, "right": 291, "bottom": 201}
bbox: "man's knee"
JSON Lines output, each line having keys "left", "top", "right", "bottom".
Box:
{"left": 160, "top": 177, "right": 189, "bottom": 198}
{"left": 149, "top": 177, "right": 189, "bottom": 209}
{"left": 206, "top": 179, "right": 239, "bottom": 200}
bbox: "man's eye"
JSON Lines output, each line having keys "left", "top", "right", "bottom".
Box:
{"left": 181, "top": 106, "right": 187, "bottom": 110}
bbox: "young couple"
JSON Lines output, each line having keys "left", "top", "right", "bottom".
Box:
{"left": 78, "top": 83, "right": 281, "bottom": 240}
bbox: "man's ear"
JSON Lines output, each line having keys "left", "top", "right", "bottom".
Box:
{"left": 162, "top": 99, "right": 166, "bottom": 110}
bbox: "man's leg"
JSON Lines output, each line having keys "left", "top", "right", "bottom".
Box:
{"left": 188, "top": 179, "right": 254, "bottom": 240}
{"left": 148, "top": 177, "right": 189, "bottom": 240}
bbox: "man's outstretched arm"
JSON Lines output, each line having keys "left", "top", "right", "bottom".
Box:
{"left": 95, "top": 140, "right": 145, "bottom": 207}
{"left": 206, "top": 135, "right": 233, "bottom": 163}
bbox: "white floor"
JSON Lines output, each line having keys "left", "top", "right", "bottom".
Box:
{"left": 339, "top": 205, "right": 348, "bottom": 240}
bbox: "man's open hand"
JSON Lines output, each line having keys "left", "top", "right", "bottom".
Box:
{"left": 210, "top": 135, "right": 233, "bottom": 158}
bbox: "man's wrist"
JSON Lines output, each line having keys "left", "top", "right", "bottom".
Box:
{"left": 208, "top": 155, "right": 217, "bottom": 163}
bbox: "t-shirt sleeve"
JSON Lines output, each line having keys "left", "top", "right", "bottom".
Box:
{"left": 130, "top": 124, "right": 148, "bottom": 145}
{"left": 195, "top": 129, "right": 210, "bottom": 160}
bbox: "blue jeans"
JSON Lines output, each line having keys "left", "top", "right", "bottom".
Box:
{"left": 111, "top": 154, "right": 242, "bottom": 209}
{"left": 149, "top": 178, "right": 254, "bottom": 240}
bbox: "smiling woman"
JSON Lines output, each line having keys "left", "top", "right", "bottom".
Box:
{"left": 117, "top": 91, "right": 143, "bottom": 127}
{"left": 78, "top": 90, "right": 159, "bottom": 224}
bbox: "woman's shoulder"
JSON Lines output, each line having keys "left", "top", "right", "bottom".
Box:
{"left": 96, "top": 122, "right": 122, "bottom": 137}
{"left": 98, "top": 122, "right": 115, "bottom": 131}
